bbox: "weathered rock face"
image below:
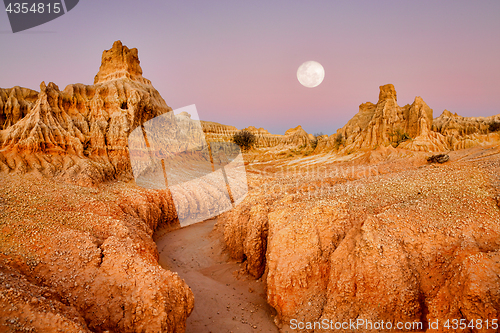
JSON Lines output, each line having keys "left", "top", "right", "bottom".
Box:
{"left": 433, "top": 110, "right": 494, "bottom": 136}
{"left": 327, "top": 84, "right": 448, "bottom": 153}
{"left": 315, "top": 85, "right": 500, "bottom": 156}
{"left": 243, "top": 126, "right": 283, "bottom": 148}
{"left": 201, "top": 121, "right": 314, "bottom": 152}
{"left": 281, "top": 125, "right": 314, "bottom": 149}
{"left": 94, "top": 40, "right": 151, "bottom": 85}
{"left": 0, "top": 86, "right": 39, "bottom": 130}
{"left": 0, "top": 41, "right": 171, "bottom": 186}
{"left": 219, "top": 149, "right": 500, "bottom": 331}
{"left": 0, "top": 41, "right": 195, "bottom": 332}
{"left": 201, "top": 120, "right": 239, "bottom": 143}
{"left": 0, "top": 173, "right": 193, "bottom": 333}
{"left": 432, "top": 110, "right": 500, "bottom": 150}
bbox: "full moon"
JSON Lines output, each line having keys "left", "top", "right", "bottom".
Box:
{"left": 297, "top": 61, "right": 325, "bottom": 88}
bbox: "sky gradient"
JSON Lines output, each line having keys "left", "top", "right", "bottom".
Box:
{"left": 1, "top": 0, "right": 499, "bottom": 135}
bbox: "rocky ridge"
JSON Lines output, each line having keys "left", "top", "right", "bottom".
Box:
{"left": 201, "top": 121, "right": 313, "bottom": 151}
{"left": 0, "top": 86, "right": 39, "bottom": 130}
{"left": 319, "top": 84, "right": 448, "bottom": 153}
{"left": 0, "top": 41, "right": 195, "bottom": 332}
{"left": 0, "top": 173, "right": 193, "bottom": 333}
{"left": 219, "top": 147, "right": 500, "bottom": 331}
{"left": 2, "top": 77, "right": 499, "bottom": 179}
{"left": 315, "top": 84, "right": 499, "bottom": 155}
{"left": 0, "top": 41, "right": 171, "bottom": 186}
{"left": 432, "top": 109, "right": 500, "bottom": 150}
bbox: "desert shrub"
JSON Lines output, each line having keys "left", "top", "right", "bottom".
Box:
{"left": 311, "top": 132, "right": 324, "bottom": 150}
{"left": 390, "top": 129, "right": 411, "bottom": 146}
{"left": 232, "top": 130, "right": 256, "bottom": 151}
{"left": 334, "top": 133, "right": 344, "bottom": 150}
{"left": 489, "top": 122, "right": 500, "bottom": 132}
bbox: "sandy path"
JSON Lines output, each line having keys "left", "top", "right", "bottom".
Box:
{"left": 155, "top": 219, "right": 279, "bottom": 333}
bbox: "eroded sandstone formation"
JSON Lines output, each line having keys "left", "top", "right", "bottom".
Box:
{"left": 201, "top": 120, "right": 238, "bottom": 143}
{"left": 94, "top": 40, "right": 151, "bottom": 85}
{"left": 201, "top": 121, "right": 314, "bottom": 151}
{"left": 0, "top": 87, "right": 39, "bottom": 130}
{"left": 219, "top": 147, "right": 500, "bottom": 331}
{"left": 319, "top": 84, "right": 449, "bottom": 153}
{"left": 315, "top": 84, "right": 500, "bottom": 155}
{"left": 0, "top": 41, "right": 194, "bottom": 332}
{"left": 0, "top": 174, "right": 193, "bottom": 333}
{"left": 432, "top": 109, "right": 500, "bottom": 150}
{"left": 2, "top": 38, "right": 499, "bottom": 333}
{"left": 0, "top": 40, "right": 171, "bottom": 186}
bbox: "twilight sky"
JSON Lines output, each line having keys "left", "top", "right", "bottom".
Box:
{"left": 1, "top": 0, "right": 499, "bottom": 135}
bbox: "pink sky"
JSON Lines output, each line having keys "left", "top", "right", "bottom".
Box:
{"left": 1, "top": 0, "right": 499, "bottom": 134}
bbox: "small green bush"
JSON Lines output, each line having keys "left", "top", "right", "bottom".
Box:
{"left": 334, "top": 133, "right": 344, "bottom": 150}
{"left": 310, "top": 132, "right": 324, "bottom": 150}
{"left": 389, "top": 129, "right": 411, "bottom": 147}
{"left": 232, "top": 130, "right": 256, "bottom": 151}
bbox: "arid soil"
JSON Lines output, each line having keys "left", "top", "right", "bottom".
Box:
{"left": 2, "top": 145, "right": 499, "bottom": 332}
{"left": 0, "top": 173, "right": 193, "bottom": 332}
{"left": 155, "top": 219, "right": 279, "bottom": 333}
{"left": 219, "top": 146, "right": 500, "bottom": 332}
